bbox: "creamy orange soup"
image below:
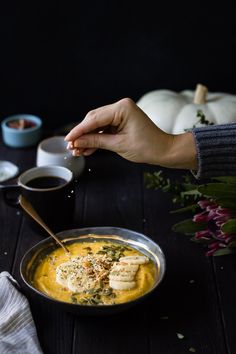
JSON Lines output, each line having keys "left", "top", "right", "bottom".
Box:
{"left": 33, "top": 237, "right": 157, "bottom": 305}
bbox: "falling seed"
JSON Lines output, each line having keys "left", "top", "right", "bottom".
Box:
{"left": 189, "top": 347, "right": 196, "bottom": 352}
{"left": 88, "top": 168, "right": 91, "bottom": 172}
{"left": 70, "top": 190, "right": 74, "bottom": 194}
{"left": 189, "top": 279, "right": 195, "bottom": 284}
{"left": 67, "top": 195, "right": 71, "bottom": 198}
{"left": 143, "top": 218, "right": 146, "bottom": 223}
{"left": 64, "top": 156, "right": 67, "bottom": 160}
{"left": 4, "top": 252, "right": 7, "bottom": 255}
{"left": 160, "top": 316, "right": 168, "bottom": 320}
{"left": 220, "top": 266, "right": 224, "bottom": 270}
{"left": 176, "top": 333, "right": 184, "bottom": 339}
{"left": 16, "top": 211, "right": 20, "bottom": 216}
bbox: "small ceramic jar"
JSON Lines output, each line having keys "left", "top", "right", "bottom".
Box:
{"left": 1, "top": 114, "right": 42, "bottom": 148}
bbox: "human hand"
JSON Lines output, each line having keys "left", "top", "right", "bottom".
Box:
{"left": 65, "top": 98, "right": 197, "bottom": 169}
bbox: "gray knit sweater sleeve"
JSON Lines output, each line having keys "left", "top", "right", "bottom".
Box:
{"left": 192, "top": 123, "right": 236, "bottom": 179}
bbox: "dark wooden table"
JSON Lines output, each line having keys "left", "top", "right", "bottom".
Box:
{"left": 1, "top": 138, "right": 236, "bottom": 354}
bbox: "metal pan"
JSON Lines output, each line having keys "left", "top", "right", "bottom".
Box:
{"left": 20, "top": 226, "right": 166, "bottom": 316}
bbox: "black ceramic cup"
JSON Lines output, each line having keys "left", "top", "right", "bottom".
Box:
{"left": 0, "top": 165, "right": 75, "bottom": 232}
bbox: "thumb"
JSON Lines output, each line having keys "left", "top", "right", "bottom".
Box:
{"left": 73, "top": 133, "right": 119, "bottom": 152}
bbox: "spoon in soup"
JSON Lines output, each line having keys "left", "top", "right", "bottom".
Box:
{"left": 19, "top": 195, "right": 70, "bottom": 254}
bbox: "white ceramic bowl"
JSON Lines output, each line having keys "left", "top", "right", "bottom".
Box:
{"left": 36, "top": 136, "right": 85, "bottom": 177}
{"left": 0, "top": 160, "right": 19, "bottom": 182}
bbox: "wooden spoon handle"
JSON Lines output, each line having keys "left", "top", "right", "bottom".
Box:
{"left": 19, "top": 195, "right": 70, "bottom": 254}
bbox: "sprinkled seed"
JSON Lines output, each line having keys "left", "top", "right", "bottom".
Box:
{"left": 176, "top": 333, "right": 184, "bottom": 339}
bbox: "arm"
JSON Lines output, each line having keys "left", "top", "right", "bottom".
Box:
{"left": 192, "top": 123, "right": 236, "bottom": 178}
{"left": 65, "top": 98, "right": 198, "bottom": 170}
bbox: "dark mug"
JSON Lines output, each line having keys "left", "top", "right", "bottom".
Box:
{"left": 0, "top": 165, "right": 75, "bottom": 233}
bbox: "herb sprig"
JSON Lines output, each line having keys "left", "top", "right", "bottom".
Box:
{"left": 144, "top": 170, "right": 200, "bottom": 209}
{"left": 194, "top": 110, "right": 214, "bottom": 127}
{"left": 184, "top": 110, "right": 214, "bottom": 132}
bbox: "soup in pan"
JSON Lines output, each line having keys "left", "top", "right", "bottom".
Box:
{"left": 33, "top": 237, "right": 157, "bottom": 305}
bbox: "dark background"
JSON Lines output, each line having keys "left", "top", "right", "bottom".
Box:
{"left": 1, "top": 1, "right": 236, "bottom": 129}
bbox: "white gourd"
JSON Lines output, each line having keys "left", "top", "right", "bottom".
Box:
{"left": 137, "top": 84, "right": 236, "bottom": 134}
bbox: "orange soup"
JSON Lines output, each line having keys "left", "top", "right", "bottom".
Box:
{"left": 33, "top": 238, "right": 157, "bottom": 305}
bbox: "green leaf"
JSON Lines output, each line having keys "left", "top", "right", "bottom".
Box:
{"left": 221, "top": 219, "right": 236, "bottom": 233}
{"left": 181, "top": 189, "right": 201, "bottom": 196}
{"left": 198, "top": 183, "right": 236, "bottom": 199}
{"left": 170, "top": 204, "right": 199, "bottom": 214}
{"left": 215, "top": 198, "right": 236, "bottom": 210}
{"left": 228, "top": 240, "right": 236, "bottom": 248}
{"left": 182, "top": 183, "right": 199, "bottom": 191}
{"left": 212, "top": 176, "right": 236, "bottom": 184}
{"left": 213, "top": 248, "right": 236, "bottom": 256}
{"left": 172, "top": 219, "right": 207, "bottom": 235}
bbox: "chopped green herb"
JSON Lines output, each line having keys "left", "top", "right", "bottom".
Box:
{"left": 97, "top": 244, "right": 128, "bottom": 261}
{"left": 104, "top": 287, "right": 116, "bottom": 298}
{"left": 79, "top": 296, "right": 103, "bottom": 305}
{"left": 71, "top": 295, "right": 78, "bottom": 304}
{"left": 97, "top": 250, "right": 107, "bottom": 255}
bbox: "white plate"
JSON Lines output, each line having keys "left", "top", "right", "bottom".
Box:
{"left": 0, "top": 160, "right": 19, "bottom": 182}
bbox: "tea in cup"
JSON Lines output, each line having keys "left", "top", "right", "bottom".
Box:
{"left": 0, "top": 165, "right": 75, "bottom": 232}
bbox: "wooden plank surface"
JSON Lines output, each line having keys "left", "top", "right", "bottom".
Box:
{"left": 213, "top": 256, "right": 236, "bottom": 354}
{"left": 0, "top": 141, "right": 76, "bottom": 354}
{"left": 142, "top": 165, "right": 227, "bottom": 354}
{"left": 12, "top": 219, "right": 75, "bottom": 354}
{"left": 72, "top": 151, "right": 148, "bottom": 354}
{"left": 0, "top": 141, "right": 35, "bottom": 272}
{"left": 1, "top": 143, "right": 236, "bottom": 354}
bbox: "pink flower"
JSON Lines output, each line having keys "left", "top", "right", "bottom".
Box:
{"left": 193, "top": 211, "right": 209, "bottom": 223}
{"left": 198, "top": 200, "right": 217, "bottom": 210}
{"left": 195, "top": 230, "right": 212, "bottom": 240}
{"left": 193, "top": 199, "right": 236, "bottom": 256}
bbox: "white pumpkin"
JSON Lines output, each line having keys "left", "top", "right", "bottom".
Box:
{"left": 137, "top": 84, "right": 236, "bottom": 134}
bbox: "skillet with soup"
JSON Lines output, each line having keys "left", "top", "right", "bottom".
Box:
{"left": 21, "top": 227, "right": 166, "bottom": 314}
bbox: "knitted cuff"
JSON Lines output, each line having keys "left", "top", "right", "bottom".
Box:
{"left": 192, "top": 123, "right": 236, "bottom": 179}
